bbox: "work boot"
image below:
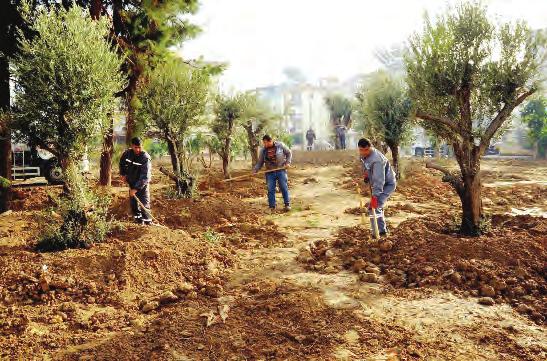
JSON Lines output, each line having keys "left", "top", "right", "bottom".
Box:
{"left": 283, "top": 205, "right": 291, "bottom": 212}
{"left": 269, "top": 207, "right": 276, "bottom": 214}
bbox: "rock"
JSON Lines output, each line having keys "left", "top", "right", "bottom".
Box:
{"left": 491, "top": 279, "right": 506, "bottom": 291}
{"left": 365, "top": 266, "right": 380, "bottom": 275}
{"left": 450, "top": 271, "right": 462, "bottom": 284}
{"left": 50, "top": 314, "right": 64, "bottom": 324}
{"left": 296, "top": 249, "right": 314, "bottom": 263}
{"left": 360, "top": 273, "right": 380, "bottom": 283}
{"left": 112, "top": 250, "right": 123, "bottom": 257}
{"left": 352, "top": 259, "right": 367, "bottom": 272}
{"left": 141, "top": 301, "right": 160, "bottom": 313}
{"left": 205, "top": 285, "right": 223, "bottom": 298}
{"left": 57, "top": 312, "right": 68, "bottom": 321}
{"left": 176, "top": 282, "right": 194, "bottom": 293}
{"left": 378, "top": 240, "right": 393, "bottom": 251}
{"left": 515, "top": 304, "right": 531, "bottom": 314}
{"left": 159, "top": 291, "right": 178, "bottom": 304}
{"left": 478, "top": 297, "right": 495, "bottom": 306}
{"left": 423, "top": 266, "right": 434, "bottom": 274}
{"left": 107, "top": 274, "right": 116, "bottom": 281}
{"left": 130, "top": 318, "right": 145, "bottom": 327}
{"left": 325, "top": 250, "right": 334, "bottom": 259}
{"left": 60, "top": 302, "right": 78, "bottom": 313}
{"left": 143, "top": 250, "right": 159, "bottom": 259}
{"left": 480, "top": 285, "right": 496, "bottom": 297}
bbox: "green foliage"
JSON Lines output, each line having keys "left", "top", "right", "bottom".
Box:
{"left": 137, "top": 60, "right": 209, "bottom": 143}
{"left": 405, "top": 1, "right": 545, "bottom": 143}
{"left": 355, "top": 71, "right": 412, "bottom": 147}
{"left": 144, "top": 138, "right": 168, "bottom": 159}
{"left": 36, "top": 167, "right": 112, "bottom": 252}
{"left": 136, "top": 58, "right": 210, "bottom": 195}
{"left": 0, "top": 176, "right": 10, "bottom": 189}
{"left": 137, "top": 59, "right": 210, "bottom": 138}
{"left": 11, "top": 4, "right": 124, "bottom": 163}
{"left": 520, "top": 96, "right": 547, "bottom": 158}
{"left": 325, "top": 94, "right": 353, "bottom": 126}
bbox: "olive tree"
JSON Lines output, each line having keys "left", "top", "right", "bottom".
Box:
{"left": 356, "top": 71, "right": 412, "bottom": 178}
{"left": 520, "top": 97, "right": 547, "bottom": 159}
{"left": 405, "top": 1, "right": 545, "bottom": 235}
{"left": 136, "top": 59, "right": 210, "bottom": 196}
{"left": 211, "top": 93, "right": 250, "bottom": 179}
{"left": 11, "top": 5, "right": 124, "bottom": 250}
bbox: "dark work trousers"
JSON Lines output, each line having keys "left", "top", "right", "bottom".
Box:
{"left": 130, "top": 185, "right": 151, "bottom": 224}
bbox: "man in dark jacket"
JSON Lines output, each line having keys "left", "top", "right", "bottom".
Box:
{"left": 305, "top": 127, "right": 316, "bottom": 151}
{"left": 358, "top": 138, "right": 396, "bottom": 236}
{"left": 254, "top": 134, "right": 292, "bottom": 212}
{"left": 119, "top": 137, "right": 152, "bottom": 225}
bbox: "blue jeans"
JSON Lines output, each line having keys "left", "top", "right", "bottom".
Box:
{"left": 369, "top": 182, "right": 396, "bottom": 234}
{"left": 265, "top": 170, "right": 290, "bottom": 208}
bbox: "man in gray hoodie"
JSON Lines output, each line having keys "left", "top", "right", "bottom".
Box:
{"left": 254, "top": 134, "right": 292, "bottom": 212}
{"left": 358, "top": 138, "right": 396, "bottom": 236}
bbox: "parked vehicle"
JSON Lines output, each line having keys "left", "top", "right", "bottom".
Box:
{"left": 11, "top": 143, "right": 89, "bottom": 185}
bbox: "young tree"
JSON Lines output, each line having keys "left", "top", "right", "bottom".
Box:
{"left": 240, "top": 95, "right": 279, "bottom": 167}
{"left": 11, "top": 5, "right": 124, "bottom": 249}
{"left": 405, "top": 1, "right": 545, "bottom": 235}
{"left": 136, "top": 59, "right": 210, "bottom": 197}
{"left": 356, "top": 71, "right": 412, "bottom": 178}
{"left": 211, "top": 93, "right": 249, "bottom": 179}
{"left": 325, "top": 94, "right": 352, "bottom": 149}
{"left": 520, "top": 97, "right": 547, "bottom": 159}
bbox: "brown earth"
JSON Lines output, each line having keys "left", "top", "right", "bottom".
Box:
{"left": 1, "top": 155, "right": 546, "bottom": 360}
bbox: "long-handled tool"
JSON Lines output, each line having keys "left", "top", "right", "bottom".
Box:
{"left": 132, "top": 195, "right": 168, "bottom": 229}
{"left": 222, "top": 166, "right": 288, "bottom": 183}
{"left": 369, "top": 184, "right": 380, "bottom": 239}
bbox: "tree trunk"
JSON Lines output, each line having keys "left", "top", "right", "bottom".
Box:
{"left": 388, "top": 142, "right": 400, "bottom": 179}
{"left": 459, "top": 172, "right": 482, "bottom": 236}
{"left": 99, "top": 116, "right": 114, "bottom": 186}
{"left": 166, "top": 138, "right": 184, "bottom": 194}
{"left": 244, "top": 125, "right": 259, "bottom": 167}
{"left": 125, "top": 88, "right": 136, "bottom": 147}
{"left": 0, "top": 56, "right": 11, "bottom": 213}
{"left": 90, "top": 0, "right": 102, "bottom": 19}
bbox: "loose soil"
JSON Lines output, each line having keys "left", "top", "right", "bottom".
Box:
{"left": 1, "top": 156, "right": 546, "bottom": 360}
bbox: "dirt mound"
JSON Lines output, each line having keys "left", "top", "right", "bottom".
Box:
{"left": 198, "top": 170, "right": 265, "bottom": 198}
{"left": 110, "top": 190, "right": 286, "bottom": 248}
{"left": 9, "top": 186, "right": 60, "bottom": 211}
{"left": 64, "top": 281, "right": 433, "bottom": 361}
{"left": 0, "top": 225, "right": 235, "bottom": 359}
{"left": 303, "top": 215, "right": 547, "bottom": 324}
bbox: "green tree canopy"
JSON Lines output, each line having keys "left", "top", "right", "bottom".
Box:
{"left": 405, "top": 0, "right": 545, "bottom": 235}
{"left": 12, "top": 4, "right": 125, "bottom": 168}
{"left": 356, "top": 71, "right": 412, "bottom": 177}
{"left": 520, "top": 96, "right": 547, "bottom": 159}
{"left": 136, "top": 58, "right": 211, "bottom": 196}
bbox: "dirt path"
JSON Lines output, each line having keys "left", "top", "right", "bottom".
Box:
{"left": 228, "top": 165, "right": 546, "bottom": 360}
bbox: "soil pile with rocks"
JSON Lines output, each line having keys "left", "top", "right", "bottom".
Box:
{"left": 66, "top": 280, "right": 432, "bottom": 361}
{"left": 301, "top": 214, "right": 546, "bottom": 324}
{"left": 0, "top": 222, "right": 235, "bottom": 359}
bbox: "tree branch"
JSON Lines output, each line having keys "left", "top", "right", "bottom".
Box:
{"left": 481, "top": 89, "right": 536, "bottom": 149}
{"left": 415, "top": 110, "right": 459, "bottom": 134}
{"left": 426, "top": 162, "right": 463, "bottom": 194}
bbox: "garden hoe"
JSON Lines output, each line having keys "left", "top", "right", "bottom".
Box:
{"left": 132, "top": 195, "right": 168, "bottom": 229}
{"left": 222, "top": 166, "right": 288, "bottom": 182}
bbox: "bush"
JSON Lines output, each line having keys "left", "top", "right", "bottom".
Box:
{"left": 36, "top": 169, "right": 112, "bottom": 252}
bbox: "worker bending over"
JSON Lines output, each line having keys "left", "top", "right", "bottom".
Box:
{"left": 358, "top": 138, "right": 396, "bottom": 236}
{"left": 254, "top": 134, "right": 292, "bottom": 212}
{"left": 119, "top": 137, "right": 152, "bottom": 225}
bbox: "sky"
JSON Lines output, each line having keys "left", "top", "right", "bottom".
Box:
{"left": 179, "top": 0, "right": 547, "bottom": 91}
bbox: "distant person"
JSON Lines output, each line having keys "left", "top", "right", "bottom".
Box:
{"left": 119, "top": 137, "right": 152, "bottom": 225}
{"left": 358, "top": 138, "right": 396, "bottom": 236}
{"left": 305, "top": 127, "right": 316, "bottom": 151}
{"left": 338, "top": 125, "right": 347, "bottom": 149}
{"left": 254, "top": 134, "right": 292, "bottom": 212}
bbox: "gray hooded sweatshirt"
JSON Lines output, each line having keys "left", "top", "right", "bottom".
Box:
{"left": 360, "top": 148, "right": 396, "bottom": 197}
{"left": 254, "top": 141, "right": 292, "bottom": 172}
